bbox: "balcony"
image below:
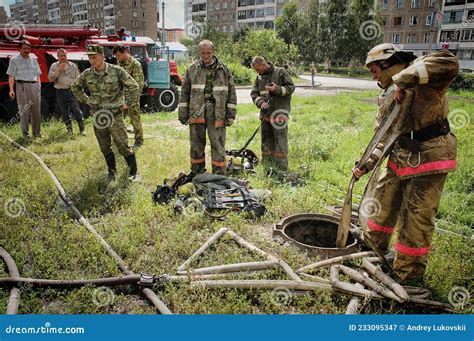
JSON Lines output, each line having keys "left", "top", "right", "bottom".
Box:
{"left": 445, "top": 0, "right": 467, "bottom": 6}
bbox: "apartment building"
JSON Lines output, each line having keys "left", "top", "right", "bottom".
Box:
{"left": 439, "top": 0, "right": 474, "bottom": 70}
{"left": 10, "top": 0, "right": 36, "bottom": 23}
{"left": 185, "top": 0, "right": 312, "bottom": 35}
{"left": 378, "top": 0, "right": 441, "bottom": 54}
{"left": 9, "top": 0, "right": 158, "bottom": 39}
{"left": 0, "top": 6, "right": 8, "bottom": 24}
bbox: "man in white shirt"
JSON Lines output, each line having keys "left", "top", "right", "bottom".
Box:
{"left": 7, "top": 40, "right": 42, "bottom": 139}
{"left": 48, "top": 48, "right": 85, "bottom": 136}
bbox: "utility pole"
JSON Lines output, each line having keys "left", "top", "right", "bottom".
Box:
{"left": 162, "top": 1, "right": 165, "bottom": 48}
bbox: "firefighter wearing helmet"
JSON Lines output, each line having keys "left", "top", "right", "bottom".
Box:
{"left": 353, "top": 43, "right": 459, "bottom": 283}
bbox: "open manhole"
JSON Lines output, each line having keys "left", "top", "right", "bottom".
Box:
{"left": 273, "top": 213, "right": 359, "bottom": 259}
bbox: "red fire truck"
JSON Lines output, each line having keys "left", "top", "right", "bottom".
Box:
{"left": 0, "top": 25, "right": 182, "bottom": 121}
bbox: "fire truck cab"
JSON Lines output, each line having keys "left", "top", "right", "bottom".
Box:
{"left": 0, "top": 25, "right": 181, "bottom": 121}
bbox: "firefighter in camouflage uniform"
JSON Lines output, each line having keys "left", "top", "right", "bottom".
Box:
{"left": 113, "top": 45, "right": 145, "bottom": 148}
{"left": 250, "top": 56, "right": 295, "bottom": 173}
{"left": 72, "top": 45, "right": 141, "bottom": 181}
{"left": 178, "top": 40, "right": 237, "bottom": 175}
{"left": 353, "top": 43, "right": 459, "bottom": 282}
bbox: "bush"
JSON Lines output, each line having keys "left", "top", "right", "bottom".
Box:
{"left": 450, "top": 73, "right": 474, "bottom": 91}
{"left": 227, "top": 62, "right": 254, "bottom": 85}
{"left": 176, "top": 60, "right": 190, "bottom": 78}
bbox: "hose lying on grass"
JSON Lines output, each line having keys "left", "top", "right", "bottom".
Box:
{"left": 0, "top": 248, "right": 21, "bottom": 314}
{"left": 0, "top": 131, "right": 172, "bottom": 315}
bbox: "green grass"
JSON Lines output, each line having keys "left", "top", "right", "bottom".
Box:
{"left": 0, "top": 91, "right": 472, "bottom": 314}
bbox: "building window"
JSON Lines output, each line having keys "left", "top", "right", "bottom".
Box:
{"left": 407, "top": 34, "right": 416, "bottom": 43}
{"left": 443, "top": 11, "right": 463, "bottom": 24}
{"left": 381, "top": 0, "right": 388, "bottom": 10}
{"left": 440, "top": 30, "right": 459, "bottom": 42}
{"left": 393, "top": 17, "right": 402, "bottom": 25}
{"left": 391, "top": 33, "right": 400, "bottom": 43}
{"left": 264, "top": 21, "right": 274, "bottom": 29}
{"left": 423, "top": 33, "right": 431, "bottom": 43}
{"left": 264, "top": 7, "right": 275, "bottom": 16}
{"left": 411, "top": 0, "right": 420, "bottom": 8}
{"left": 428, "top": 0, "right": 435, "bottom": 7}
{"left": 460, "top": 49, "right": 472, "bottom": 60}
{"left": 461, "top": 29, "right": 474, "bottom": 41}
{"left": 396, "top": 0, "right": 404, "bottom": 9}
{"left": 426, "top": 14, "right": 432, "bottom": 26}
{"left": 238, "top": 10, "right": 246, "bottom": 19}
{"left": 409, "top": 16, "right": 418, "bottom": 25}
{"left": 256, "top": 9, "right": 264, "bottom": 17}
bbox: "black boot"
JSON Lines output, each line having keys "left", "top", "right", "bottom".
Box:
{"left": 105, "top": 153, "right": 116, "bottom": 181}
{"left": 78, "top": 120, "right": 86, "bottom": 136}
{"left": 125, "top": 154, "right": 139, "bottom": 180}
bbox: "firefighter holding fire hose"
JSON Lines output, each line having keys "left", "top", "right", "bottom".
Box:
{"left": 353, "top": 43, "right": 459, "bottom": 283}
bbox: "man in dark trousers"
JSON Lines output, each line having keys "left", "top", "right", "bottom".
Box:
{"left": 178, "top": 40, "right": 237, "bottom": 175}
{"left": 250, "top": 56, "right": 295, "bottom": 173}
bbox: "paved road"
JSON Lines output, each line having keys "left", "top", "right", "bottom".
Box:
{"left": 299, "top": 74, "right": 379, "bottom": 90}
{"left": 235, "top": 75, "right": 378, "bottom": 104}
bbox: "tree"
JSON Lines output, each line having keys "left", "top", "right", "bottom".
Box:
{"left": 180, "top": 20, "right": 232, "bottom": 61}
{"left": 275, "top": 1, "right": 302, "bottom": 47}
{"left": 292, "top": 0, "right": 381, "bottom": 66}
{"left": 238, "top": 30, "right": 299, "bottom": 66}
{"left": 294, "top": 0, "right": 321, "bottom": 64}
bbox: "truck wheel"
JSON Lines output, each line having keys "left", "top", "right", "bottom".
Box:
{"left": 153, "top": 83, "right": 179, "bottom": 112}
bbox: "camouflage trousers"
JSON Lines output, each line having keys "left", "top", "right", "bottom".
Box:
{"left": 124, "top": 103, "right": 144, "bottom": 145}
{"left": 261, "top": 116, "right": 288, "bottom": 172}
{"left": 189, "top": 110, "right": 226, "bottom": 175}
{"left": 93, "top": 108, "right": 133, "bottom": 158}
{"left": 365, "top": 166, "right": 447, "bottom": 282}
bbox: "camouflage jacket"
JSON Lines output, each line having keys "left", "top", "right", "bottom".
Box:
{"left": 119, "top": 56, "right": 145, "bottom": 90}
{"left": 71, "top": 63, "right": 139, "bottom": 111}
{"left": 178, "top": 57, "right": 237, "bottom": 127}
{"left": 250, "top": 64, "right": 295, "bottom": 121}
{"left": 366, "top": 50, "right": 459, "bottom": 179}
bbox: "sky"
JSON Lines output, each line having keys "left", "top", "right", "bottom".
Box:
{"left": 1, "top": 0, "right": 185, "bottom": 29}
